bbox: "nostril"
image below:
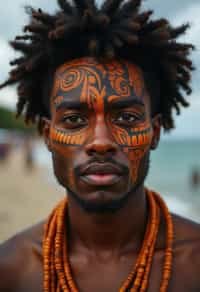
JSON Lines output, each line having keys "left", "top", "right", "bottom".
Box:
{"left": 85, "top": 142, "right": 117, "bottom": 156}
{"left": 86, "top": 148, "right": 96, "bottom": 156}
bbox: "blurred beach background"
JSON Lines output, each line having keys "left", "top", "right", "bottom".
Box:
{"left": 0, "top": 135, "right": 200, "bottom": 243}
{"left": 0, "top": 0, "right": 200, "bottom": 243}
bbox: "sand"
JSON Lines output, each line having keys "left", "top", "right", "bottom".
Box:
{"left": 0, "top": 147, "right": 64, "bottom": 243}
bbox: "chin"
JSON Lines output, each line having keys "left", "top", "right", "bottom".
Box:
{"left": 67, "top": 187, "right": 134, "bottom": 214}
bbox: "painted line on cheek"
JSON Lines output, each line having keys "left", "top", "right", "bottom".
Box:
{"left": 138, "top": 134, "right": 143, "bottom": 145}
{"left": 63, "top": 135, "right": 68, "bottom": 144}
{"left": 58, "top": 133, "right": 62, "bottom": 143}
{"left": 51, "top": 126, "right": 85, "bottom": 147}
{"left": 61, "top": 133, "right": 65, "bottom": 144}
{"left": 131, "top": 136, "right": 137, "bottom": 146}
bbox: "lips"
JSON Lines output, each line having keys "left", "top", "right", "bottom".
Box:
{"left": 78, "top": 163, "right": 124, "bottom": 186}
{"left": 80, "top": 163, "right": 123, "bottom": 176}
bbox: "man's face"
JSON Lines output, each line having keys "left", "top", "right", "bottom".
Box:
{"left": 45, "top": 57, "right": 159, "bottom": 213}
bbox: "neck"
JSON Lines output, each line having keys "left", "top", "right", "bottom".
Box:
{"left": 67, "top": 186, "right": 147, "bottom": 255}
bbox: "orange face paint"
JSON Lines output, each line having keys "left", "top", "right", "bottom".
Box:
{"left": 51, "top": 126, "right": 85, "bottom": 146}
{"left": 111, "top": 120, "right": 152, "bottom": 183}
{"left": 50, "top": 57, "right": 152, "bottom": 184}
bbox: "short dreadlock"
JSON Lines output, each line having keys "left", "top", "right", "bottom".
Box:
{"left": 0, "top": 0, "right": 194, "bottom": 132}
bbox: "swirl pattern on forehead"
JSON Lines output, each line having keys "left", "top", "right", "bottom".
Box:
{"left": 52, "top": 61, "right": 106, "bottom": 112}
{"left": 110, "top": 75, "right": 131, "bottom": 96}
{"left": 52, "top": 58, "right": 145, "bottom": 105}
{"left": 106, "top": 61, "right": 131, "bottom": 97}
{"left": 60, "top": 69, "right": 84, "bottom": 92}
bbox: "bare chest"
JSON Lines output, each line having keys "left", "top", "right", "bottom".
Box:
{"left": 68, "top": 250, "right": 198, "bottom": 292}
{"left": 14, "top": 250, "right": 199, "bottom": 292}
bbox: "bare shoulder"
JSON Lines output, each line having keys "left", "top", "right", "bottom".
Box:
{"left": 172, "top": 214, "right": 200, "bottom": 283}
{"left": 172, "top": 213, "right": 200, "bottom": 244}
{"left": 0, "top": 221, "right": 44, "bottom": 291}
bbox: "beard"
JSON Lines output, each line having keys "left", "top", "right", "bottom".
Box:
{"left": 63, "top": 153, "right": 150, "bottom": 214}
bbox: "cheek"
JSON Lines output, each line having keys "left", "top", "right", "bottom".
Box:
{"left": 110, "top": 122, "right": 153, "bottom": 183}
{"left": 51, "top": 148, "right": 77, "bottom": 190}
{"left": 50, "top": 125, "right": 86, "bottom": 188}
{"left": 126, "top": 149, "right": 147, "bottom": 184}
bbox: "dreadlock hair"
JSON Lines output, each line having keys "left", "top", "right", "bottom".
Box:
{"left": 0, "top": 0, "right": 194, "bottom": 132}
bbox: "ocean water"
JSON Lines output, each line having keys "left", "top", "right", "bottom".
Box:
{"left": 34, "top": 139, "right": 200, "bottom": 222}
{"left": 146, "top": 139, "right": 200, "bottom": 221}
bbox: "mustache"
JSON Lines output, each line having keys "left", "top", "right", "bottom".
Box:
{"left": 74, "top": 157, "right": 129, "bottom": 176}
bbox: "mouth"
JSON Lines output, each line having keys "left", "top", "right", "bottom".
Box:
{"left": 81, "top": 173, "right": 122, "bottom": 186}
{"left": 79, "top": 163, "right": 124, "bottom": 186}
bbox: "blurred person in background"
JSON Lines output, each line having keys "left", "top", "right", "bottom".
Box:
{"left": 190, "top": 167, "right": 200, "bottom": 190}
{"left": 0, "top": 0, "right": 200, "bottom": 291}
{"left": 23, "top": 134, "right": 35, "bottom": 171}
{"left": 0, "top": 129, "right": 11, "bottom": 164}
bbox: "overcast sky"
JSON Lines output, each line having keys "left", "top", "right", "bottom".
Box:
{"left": 0, "top": 0, "right": 199, "bottom": 139}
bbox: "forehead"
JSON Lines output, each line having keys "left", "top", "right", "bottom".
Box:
{"left": 51, "top": 57, "right": 149, "bottom": 110}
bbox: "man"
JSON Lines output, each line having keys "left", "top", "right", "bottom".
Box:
{"left": 0, "top": 0, "right": 200, "bottom": 291}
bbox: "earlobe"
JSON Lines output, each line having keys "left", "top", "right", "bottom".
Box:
{"left": 151, "top": 114, "right": 162, "bottom": 150}
{"left": 42, "top": 117, "right": 52, "bottom": 152}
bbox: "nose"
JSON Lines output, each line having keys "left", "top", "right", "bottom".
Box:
{"left": 85, "top": 117, "right": 117, "bottom": 157}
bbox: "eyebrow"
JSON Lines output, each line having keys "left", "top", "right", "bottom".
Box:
{"left": 55, "top": 100, "right": 87, "bottom": 111}
{"left": 108, "top": 96, "right": 145, "bottom": 109}
{"left": 55, "top": 96, "right": 145, "bottom": 111}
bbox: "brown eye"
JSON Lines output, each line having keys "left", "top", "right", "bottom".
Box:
{"left": 113, "top": 112, "right": 139, "bottom": 126}
{"left": 62, "top": 114, "right": 87, "bottom": 129}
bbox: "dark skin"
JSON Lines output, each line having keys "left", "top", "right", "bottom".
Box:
{"left": 1, "top": 58, "right": 200, "bottom": 292}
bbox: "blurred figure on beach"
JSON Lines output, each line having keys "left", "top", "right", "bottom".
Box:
{"left": 190, "top": 167, "right": 200, "bottom": 191}
{"left": 23, "top": 134, "right": 34, "bottom": 171}
{"left": 0, "top": 129, "right": 12, "bottom": 164}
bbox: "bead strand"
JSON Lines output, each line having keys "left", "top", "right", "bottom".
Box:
{"left": 131, "top": 190, "right": 159, "bottom": 291}
{"left": 63, "top": 225, "right": 79, "bottom": 292}
{"left": 120, "top": 201, "right": 152, "bottom": 292}
{"left": 140, "top": 206, "right": 160, "bottom": 292}
{"left": 43, "top": 208, "right": 59, "bottom": 291}
{"left": 155, "top": 193, "right": 173, "bottom": 292}
{"left": 43, "top": 189, "right": 174, "bottom": 292}
{"left": 54, "top": 199, "right": 70, "bottom": 291}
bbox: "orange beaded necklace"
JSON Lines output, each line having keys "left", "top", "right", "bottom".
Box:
{"left": 43, "top": 189, "right": 173, "bottom": 292}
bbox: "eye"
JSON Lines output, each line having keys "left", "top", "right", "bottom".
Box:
{"left": 61, "top": 114, "right": 87, "bottom": 129}
{"left": 113, "top": 112, "right": 140, "bottom": 126}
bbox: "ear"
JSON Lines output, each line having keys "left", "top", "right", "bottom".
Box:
{"left": 42, "top": 117, "right": 52, "bottom": 152}
{"left": 151, "top": 114, "right": 162, "bottom": 150}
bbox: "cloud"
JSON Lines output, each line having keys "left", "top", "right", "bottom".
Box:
{"left": 164, "top": 2, "right": 200, "bottom": 140}
{"left": 0, "top": 0, "right": 57, "bottom": 39}
{"left": 171, "top": 3, "right": 200, "bottom": 88}
{"left": 0, "top": 87, "right": 17, "bottom": 110}
{"left": 172, "top": 3, "right": 200, "bottom": 46}
{"left": 0, "top": 38, "right": 16, "bottom": 80}
{"left": 142, "top": 0, "right": 199, "bottom": 19}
